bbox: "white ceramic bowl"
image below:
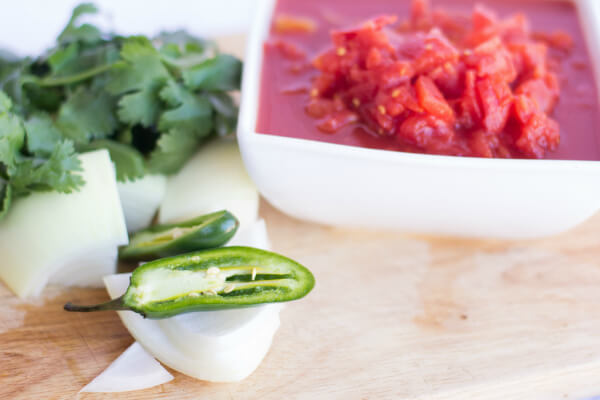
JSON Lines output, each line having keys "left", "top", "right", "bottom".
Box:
{"left": 238, "top": 0, "right": 600, "bottom": 239}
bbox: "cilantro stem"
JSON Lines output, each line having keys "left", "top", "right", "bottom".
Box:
{"left": 33, "top": 62, "right": 118, "bottom": 87}
{"left": 160, "top": 52, "right": 213, "bottom": 70}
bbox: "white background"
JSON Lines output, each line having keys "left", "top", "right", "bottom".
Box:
{"left": 0, "top": 0, "right": 259, "bottom": 56}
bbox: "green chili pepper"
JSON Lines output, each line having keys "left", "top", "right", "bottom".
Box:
{"left": 64, "top": 246, "right": 315, "bottom": 318}
{"left": 119, "top": 210, "right": 239, "bottom": 261}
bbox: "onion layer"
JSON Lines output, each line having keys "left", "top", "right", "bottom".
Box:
{"left": 0, "top": 150, "right": 128, "bottom": 298}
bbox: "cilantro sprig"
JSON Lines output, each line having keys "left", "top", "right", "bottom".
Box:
{"left": 0, "top": 92, "right": 83, "bottom": 219}
{"left": 0, "top": 3, "right": 241, "bottom": 220}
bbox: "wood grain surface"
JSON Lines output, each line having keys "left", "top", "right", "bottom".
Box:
{"left": 2, "top": 200, "right": 600, "bottom": 399}
{"left": 2, "top": 35, "right": 600, "bottom": 400}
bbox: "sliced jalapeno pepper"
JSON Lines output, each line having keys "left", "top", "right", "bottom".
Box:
{"left": 65, "top": 246, "right": 315, "bottom": 318}
{"left": 119, "top": 210, "right": 238, "bottom": 261}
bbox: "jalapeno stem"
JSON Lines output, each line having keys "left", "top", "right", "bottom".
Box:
{"left": 64, "top": 296, "right": 129, "bottom": 313}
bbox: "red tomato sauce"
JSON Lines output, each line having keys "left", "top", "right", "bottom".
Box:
{"left": 257, "top": 0, "right": 600, "bottom": 160}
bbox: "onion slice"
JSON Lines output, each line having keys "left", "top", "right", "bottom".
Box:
{"left": 159, "top": 138, "right": 259, "bottom": 229}
{"left": 102, "top": 220, "right": 282, "bottom": 383}
{"left": 81, "top": 342, "right": 173, "bottom": 393}
{"left": 117, "top": 174, "right": 167, "bottom": 233}
{"left": 0, "top": 150, "right": 128, "bottom": 298}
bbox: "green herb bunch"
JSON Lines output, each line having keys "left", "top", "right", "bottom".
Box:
{"left": 0, "top": 3, "right": 241, "bottom": 220}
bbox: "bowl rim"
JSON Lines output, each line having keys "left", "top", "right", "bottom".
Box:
{"left": 238, "top": 0, "right": 600, "bottom": 172}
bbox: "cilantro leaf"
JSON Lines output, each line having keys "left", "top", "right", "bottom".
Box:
{"left": 182, "top": 54, "right": 242, "bottom": 91}
{"left": 21, "top": 82, "right": 64, "bottom": 112}
{"left": 45, "top": 42, "right": 119, "bottom": 83}
{"left": 0, "top": 3, "right": 244, "bottom": 221}
{"left": 0, "top": 90, "right": 11, "bottom": 112}
{"left": 0, "top": 182, "right": 11, "bottom": 220}
{"left": 82, "top": 139, "right": 146, "bottom": 182}
{"left": 0, "top": 107, "right": 25, "bottom": 172}
{"left": 10, "top": 140, "right": 84, "bottom": 196}
{"left": 155, "top": 30, "right": 213, "bottom": 51}
{"left": 48, "top": 42, "right": 80, "bottom": 74}
{"left": 0, "top": 62, "right": 25, "bottom": 111}
{"left": 158, "top": 32, "right": 217, "bottom": 71}
{"left": 57, "top": 3, "right": 102, "bottom": 45}
{"left": 107, "top": 37, "right": 170, "bottom": 94}
{"left": 56, "top": 87, "right": 117, "bottom": 144}
{"left": 107, "top": 37, "right": 170, "bottom": 126}
{"left": 117, "top": 87, "right": 162, "bottom": 127}
{"left": 159, "top": 43, "right": 182, "bottom": 60}
{"left": 147, "top": 129, "right": 199, "bottom": 174}
{"left": 158, "top": 80, "right": 213, "bottom": 138}
{"left": 24, "top": 113, "right": 64, "bottom": 157}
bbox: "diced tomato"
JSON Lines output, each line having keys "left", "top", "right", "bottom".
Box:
{"left": 392, "top": 84, "right": 424, "bottom": 114}
{"left": 317, "top": 110, "right": 359, "bottom": 133}
{"left": 306, "top": 97, "right": 345, "bottom": 118}
{"left": 365, "top": 48, "right": 384, "bottom": 69}
{"left": 274, "top": 14, "right": 317, "bottom": 34}
{"left": 515, "top": 113, "right": 559, "bottom": 158}
{"left": 472, "top": 5, "right": 497, "bottom": 32}
{"left": 465, "top": 36, "right": 517, "bottom": 82}
{"left": 411, "top": 0, "right": 431, "bottom": 30}
{"left": 457, "top": 69, "right": 482, "bottom": 129}
{"left": 379, "top": 61, "right": 414, "bottom": 88}
{"left": 500, "top": 13, "right": 530, "bottom": 42}
{"left": 304, "top": 0, "right": 568, "bottom": 158}
{"left": 508, "top": 42, "right": 547, "bottom": 79}
{"left": 432, "top": 10, "right": 469, "bottom": 43}
{"left": 465, "top": 5, "right": 498, "bottom": 46}
{"left": 532, "top": 30, "right": 574, "bottom": 53}
{"left": 311, "top": 73, "right": 338, "bottom": 98}
{"left": 515, "top": 76, "right": 558, "bottom": 114}
{"left": 469, "top": 130, "right": 494, "bottom": 158}
{"left": 332, "top": 15, "right": 397, "bottom": 56}
{"left": 513, "top": 94, "right": 537, "bottom": 125}
{"left": 476, "top": 77, "right": 513, "bottom": 133}
{"left": 369, "top": 104, "right": 396, "bottom": 134}
{"left": 549, "top": 31, "right": 574, "bottom": 52}
{"left": 415, "top": 76, "right": 455, "bottom": 123}
{"left": 369, "top": 15, "right": 399, "bottom": 31}
{"left": 412, "top": 29, "right": 459, "bottom": 73}
{"left": 266, "top": 40, "right": 306, "bottom": 60}
{"left": 373, "top": 90, "right": 404, "bottom": 118}
{"left": 427, "top": 60, "right": 464, "bottom": 97}
{"left": 397, "top": 114, "right": 454, "bottom": 148}
{"left": 384, "top": 98, "right": 405, "bottom": 117}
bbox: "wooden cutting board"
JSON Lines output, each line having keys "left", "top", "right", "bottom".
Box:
{"left": 3, "top": 36, "right": 600, "bottom": 400}
{"left": 2, "top": 200, "right": 600, "bottom": 400}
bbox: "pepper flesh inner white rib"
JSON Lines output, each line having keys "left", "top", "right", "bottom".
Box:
{"left": 130, "top": 266, "right": 292, "bottom": 305}
{"left": 130, "top": 225, "right": 200, "bottom": 248}
{"left": 131, "top": 268, "right": 227, "bottom": 305}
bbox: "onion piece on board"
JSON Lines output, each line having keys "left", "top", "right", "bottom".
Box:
{"left": 159, "top": 138, "right": 259, "bottom": 229}
{"left": 81, "top": 342, "right": 173, "bottom": 393}
{"left": 102, "top": 219, "right": 282, "bottom": 383}
{"left": 118, "top": 174, "right": 167, "bottom": 233}
{"left": 227, "top": 218, "right": 271, "bottom": 248}
{"left": 0, "top": 149, "right": 128, "bottom": 298}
